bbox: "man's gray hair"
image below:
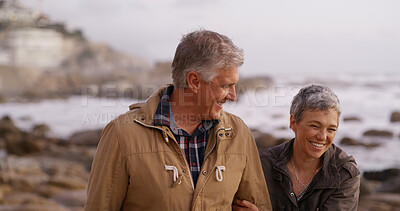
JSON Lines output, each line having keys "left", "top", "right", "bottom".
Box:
{"left": 290, "top": 84, "right": 341, "bottom": 122}
{"left": 171, "top": 29, "right": 244, "bottom": 88}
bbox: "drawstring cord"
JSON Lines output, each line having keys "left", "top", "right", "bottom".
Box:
{"left": 216, "top": 166, "right": 225, "bottom": 182}
{"left": 165, "top": 165, "right": 181, "bottom": 185}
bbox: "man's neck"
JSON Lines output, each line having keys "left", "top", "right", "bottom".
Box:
{"left": 170, "top": 87, "right": 202, "bottom": 135}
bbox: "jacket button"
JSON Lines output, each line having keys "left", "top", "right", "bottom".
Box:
{"left": 202, "top": 171, "right": 207, "bottom": 175}
{"left": 182, "top": 169, "right": 186, "bottom": 173}
{"left": 290, "top": 192, "right": 295, "bottom": 197}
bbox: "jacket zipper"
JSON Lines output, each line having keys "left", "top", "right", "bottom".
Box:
{"left": 191, "top": 127, "right": 232, "bottom": 210}
{"left": 134, "top": 119, "right": 195, "bottom": 190}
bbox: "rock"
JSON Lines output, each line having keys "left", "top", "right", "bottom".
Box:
{"left": 0, "top": 204, "right": 70, "bottom": 211}
{"left": 359, "top": 193, "right": 400, "bottom": 210}
{"left": 359, "top": 177, "right": 372, "bottom": 198}
{"left": 251, "top": 129, "right": 287, "bottom": 150}
{"left": 0, "top": 185, "right": 12, "bottom": 203}
{"left": 6, "top": 134, "right": 47, "bottom": 155}
{"left": 276, "top": 126, "right": 287, "bottom": 130}
{"left": 236, "top": 76, "right": 274, "bottom": 96}
{"left": 52, "top": 190, "right": 86, "bottom": 207}
{"left": 390, "top": 111, "right": 400, "bottom": 122}
{"left": 37, "top": 156, "right": 89, "bottom": 180}
{"left": 2, "top": 192, "right": 60, "bottom": 206}
{"left": 340, "top": 137, "right": 380, "bottom": 148}
{"left": 359, "top": 197, "right": 397, "bottom": 211}
{"left": 377, "top": 176, "right": 400, "bottom": 194}
{"left": 49, "top": 175, "right": 87, "bottom": 190}
{"left": 43, "top": 143, "right": 95, "bottom": 171}
{"left": 363, "top": 168, "right": 400, "bottom": 181}
{"left": 0, "top": 116, "right": 22, "bottom": 140}
{"left": 343, "top": 116, "right": 362, "bottom": 122}
{"left": 340, "top": 137, "right": 359, "bottom": 145}
{"left": 35, "top": 185, "right": 65, "bottom": 198}
{"left": 1, "top": 117, "right": 49, "bottom": 155}
{"left": 19, "top": 116, "right": 32, "bottom": 121}
{"left": 0, "top": 156, "right": 49, "bottom": 192}
{"left": 69, "top": 129, "right": 102, "bottom": 146}
{"left": 6, "top": 156, "right": 43, "bottom": 175}
{"left": 271, "top": 113, "right": 284, "bottom": 119}
{"left": 3, "top": 173, "right": 49, "bottom": 192}
{"left": 363, "top": 130, "right": 393, "bottom": 137}
{"left": 31, "top": 124, "right": 51, "bottom": 137}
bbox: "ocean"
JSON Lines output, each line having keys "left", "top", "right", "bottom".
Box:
{"left": 1, "top": 72, "right": 399, "bottom": 172}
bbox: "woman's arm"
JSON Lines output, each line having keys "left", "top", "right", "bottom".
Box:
{"left": 323, "top": 162, "right": 361, "bottom": 211}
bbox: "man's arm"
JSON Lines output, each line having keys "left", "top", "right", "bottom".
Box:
{"left": 84, "top": 120, "right": 129, "bottom": 211}
{"left": 234, "top": 128, "right": 272, "bottom": 211}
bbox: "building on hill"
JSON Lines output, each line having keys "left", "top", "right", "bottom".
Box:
{"left": 0, "top": 0, "right": 81, "bottom": 69}
{"left": 0, "top": 0, "right": 41, "bottom": 27}
{"left": 8, "top": 27, "right": 64, "bottom": 68}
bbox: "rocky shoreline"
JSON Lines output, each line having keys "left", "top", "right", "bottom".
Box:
{"left": 0, "top": 116, "right": 95, "bottom": 211}
{"left": 0, "top": 116, "right": 399, "bottom": 210}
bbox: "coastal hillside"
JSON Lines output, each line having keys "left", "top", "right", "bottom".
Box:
{"left": 0, "top": 0, "right": 156, "bottom": 101}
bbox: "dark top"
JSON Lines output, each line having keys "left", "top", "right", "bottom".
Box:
{"left": 259, "top": 139, "right": 360, "bottom": 211}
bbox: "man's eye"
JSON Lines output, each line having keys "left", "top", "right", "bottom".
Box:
{"left": 328, "top": 128, "right": 337, "bottom": 132}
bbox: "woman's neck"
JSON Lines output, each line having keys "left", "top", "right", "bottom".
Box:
{"left": 291, "top": 141, "right": 322, "bottom": 173}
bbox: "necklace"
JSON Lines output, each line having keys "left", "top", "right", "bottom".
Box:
{"left": 291, "top": 158, "right": 309, "bottom": 188}
{"left": 291, "top": 158, "right": 321, "bottom": 188}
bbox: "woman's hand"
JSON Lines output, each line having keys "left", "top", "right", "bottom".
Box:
{"left": 232, "top": 200, "right": 259, "bottom": 211}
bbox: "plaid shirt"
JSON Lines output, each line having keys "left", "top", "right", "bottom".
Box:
{"left": 154, "top": 85, "right": 218, "bottom": 187}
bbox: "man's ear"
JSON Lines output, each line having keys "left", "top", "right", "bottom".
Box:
{"left": 186, "top": 71, "right": 201, "bottom": 94}
{"left": 289, "top": 114, "right": 297, "bottom": 132}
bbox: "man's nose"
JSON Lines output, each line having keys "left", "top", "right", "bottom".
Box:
{"left": 227, "top": 85, "right": 236, "bottom": 101}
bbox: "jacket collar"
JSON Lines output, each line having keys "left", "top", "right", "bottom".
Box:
{"left": 129, "top": 84, "right": 233, "bottom": 131}
{"left": 129, "top": 84, "right": 170, "bottom": 125}
{"left": 272, "top": 139, "right": 341, "bottom": 189}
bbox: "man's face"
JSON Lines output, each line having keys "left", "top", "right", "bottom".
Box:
{"left": 198, "top": 67, "right": 239, "bottom": 120}
{"left": 291, "top": 109, "right": 339, "bottom": 160}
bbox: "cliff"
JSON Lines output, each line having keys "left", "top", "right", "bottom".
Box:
{"left": 0, "top": 0, "right": 160, "bottom": 101}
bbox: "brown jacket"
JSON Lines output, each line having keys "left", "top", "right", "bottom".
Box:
{"left": 260, "top": 139, "right": 360, "bottom": 211}
{"left": 84, "top": 85, "right": 272, "bottom": 211}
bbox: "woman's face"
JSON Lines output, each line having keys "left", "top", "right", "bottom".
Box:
{"left": 290, "top": 108, "right": 339, "bottom": 160}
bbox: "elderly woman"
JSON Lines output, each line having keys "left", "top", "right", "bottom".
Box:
{"left": 257, "top": 84, "right": 360, "bottom": 211}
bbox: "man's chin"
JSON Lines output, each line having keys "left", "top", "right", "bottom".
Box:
{"left": 210, "top": 112, "right": 221, "bottom": 120}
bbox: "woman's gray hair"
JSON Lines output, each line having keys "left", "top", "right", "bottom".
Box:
{"left": 171, "top": 29, "right": 244, "bottom": 88}
{"left": 290, "top": 84, "right": 341, "bottom": 122}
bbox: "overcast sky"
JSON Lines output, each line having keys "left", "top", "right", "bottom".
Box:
{"left": 20, "top": 0, "right": 400, "bottom": 76}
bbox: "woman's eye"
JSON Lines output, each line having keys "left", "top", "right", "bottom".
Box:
{"left": 328, "top": 128, "right": 337, "bottom": 132}
{"left": 310, "top": 125, "right": 318, "bottom": 128}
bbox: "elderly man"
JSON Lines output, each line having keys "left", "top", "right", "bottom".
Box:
{"left": 84, "top": 30, "right": 272, "bottom": 211}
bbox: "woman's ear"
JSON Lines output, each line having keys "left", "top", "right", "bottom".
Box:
{"left": 290, "top": 114, "right": 296, "bottom": 132}
{"left": 186, "top": 71, "right": 201, "bottom": 94}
